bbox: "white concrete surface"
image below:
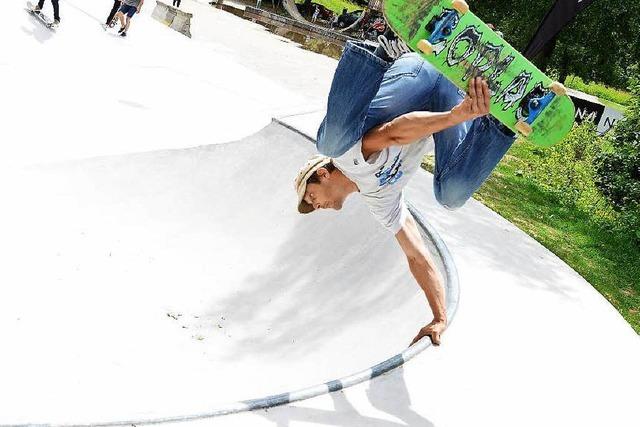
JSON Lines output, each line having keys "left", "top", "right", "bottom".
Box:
{"left": 1, "top": 0, "right": 333, "bottom": 167}
{"left": 0, "top": 122, "right": 445, "bottom": 424}
{"left": 1, "top": 1, "right": 639, "bottom": 426}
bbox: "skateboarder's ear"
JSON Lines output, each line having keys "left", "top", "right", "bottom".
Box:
{"left": 307, "top": 163, "right": 336, "bottom": 184}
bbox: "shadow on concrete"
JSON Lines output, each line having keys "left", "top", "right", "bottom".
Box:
{"left": 21, "top": 20, "right": 54, "bottom": 44}
{"left": 406, "top": 173, "right": 580, "bottom": 300}
{"left": 258, "top": 367, "right": 435, "bottom": 427}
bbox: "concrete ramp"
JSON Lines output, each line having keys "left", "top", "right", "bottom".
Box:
{"left": 152, "top": 0, "right": 193, "bottom": 37}
{"left": 0, "top": 121, "right": 457, "bottom": 425}
{"left": 3, "top": 1, "right": 640, "bottom": 426}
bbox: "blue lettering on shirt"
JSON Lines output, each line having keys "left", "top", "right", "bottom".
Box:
{"left": 375, "top": 153, "right": 404, "bottom": 187}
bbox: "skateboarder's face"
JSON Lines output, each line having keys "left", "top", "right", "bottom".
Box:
{"left": 303, "top": 168, "right": 345, "bottom": 212}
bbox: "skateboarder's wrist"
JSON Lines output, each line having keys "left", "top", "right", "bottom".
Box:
{"left": 447, "top": 109, "right": 467, "bottom": 126}
{"left": 433, "top": 315, "right": 447, "bottom": 324}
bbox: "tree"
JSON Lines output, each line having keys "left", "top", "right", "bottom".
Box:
{"left": 595, "top": 75, "right": 640, "bottom": 239}
{"left": 469, "top": 0, "right": 640, "bottom": 89}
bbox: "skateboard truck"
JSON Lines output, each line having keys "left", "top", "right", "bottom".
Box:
{"left": 515, "top": 82, "right": 567, "bottom": 137}
{"left": 418, "top": 0, "right": 469, "bottom": 55}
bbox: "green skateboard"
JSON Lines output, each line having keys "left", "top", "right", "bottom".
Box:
{"left": 383, "top": 0, "right": 575, "bottom": 146}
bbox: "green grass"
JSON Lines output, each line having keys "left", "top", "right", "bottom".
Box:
{"left": 422, "top": 141, "right": 640, "bottom": 334}
{"left": 295, "top": 0, "right": 362, "bottom": 14}
{"left": 598, "top": 98, "right": 627, "bottom": 113}
{"left": 565, "top": 75, "right": 632, "bottom": 109}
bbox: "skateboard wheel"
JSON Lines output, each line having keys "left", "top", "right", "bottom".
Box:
{"left": 417, "top": 40, "right": 434, "bottom": 55}
{"left": 550, "top": 82, "right": 567, "bottom": 96}
{"left": 516, "top": 121, "right": 533, "bottom": 137}
{"left": 452, "top": 0, "right": 469, "bottom": 14}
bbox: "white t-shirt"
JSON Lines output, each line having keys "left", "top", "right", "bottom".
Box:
{"left": 332, "top": 137, "right": 432, "bottom": 234}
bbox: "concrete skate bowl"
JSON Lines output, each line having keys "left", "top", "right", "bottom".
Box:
{"left": 0, "top": 121, "right": 459, "bottom": 426}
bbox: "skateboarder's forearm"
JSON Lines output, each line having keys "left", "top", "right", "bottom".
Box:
{"left": 363, "top": 77, "right": 491, "bottom": 156}
{"left": 409, "top": 253, "right": 447, "bottom": 323}
{"left": 395, "top": 215, "right": 447, "bottom": 324}
{"left": 363, "top": 110, "right": 461, "bottom": 155}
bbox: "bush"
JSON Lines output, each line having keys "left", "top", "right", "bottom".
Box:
{"left": 527, "top": 121, "right": 608, "bottom": 216}
{"left": 565, "top": 75, "right": 632, "bottom": 107}
{"left": 595, "top": 77, "right": 640, "bottom": 240}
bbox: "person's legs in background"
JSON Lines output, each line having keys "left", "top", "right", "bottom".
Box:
{"left": 50, "top": 0, "right": 60, "bottom": 22}
{"left": 116, "top": 9, "right": 126, "bottom": 30}
{"left": 106, "top": 0, "right": 122, "bottom": 25}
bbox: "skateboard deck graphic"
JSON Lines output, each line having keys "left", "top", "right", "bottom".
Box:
{"left": 384, "top": 0, "right": 575, "bottom": 146}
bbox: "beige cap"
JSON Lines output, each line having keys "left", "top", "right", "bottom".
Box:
{"left": 294, "top": 154, "right": 332, "bottom": 214}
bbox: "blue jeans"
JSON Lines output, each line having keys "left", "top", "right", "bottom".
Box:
{"left": 316, "top": 41, "right": 516, "bottom": 210}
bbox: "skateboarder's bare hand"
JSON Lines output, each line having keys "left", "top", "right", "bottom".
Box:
{"left": 451, "top": 77, "right": 491, "bottom": 123}
{"left": 410, "top": 319, "right": 447, "bottom": 347}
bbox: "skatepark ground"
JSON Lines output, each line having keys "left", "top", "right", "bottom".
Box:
{"left": 1, "top": 1, "right": 639, "bottom": 426}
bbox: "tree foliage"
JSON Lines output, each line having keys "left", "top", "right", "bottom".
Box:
{"left": 469, "top": 0, "right": 640, "bottom": 89}
{"left": 522, "top": 120, "right": 613, "bottom": 230}
{"left": 595, "top": 77, "right": 640, "bottom": 238}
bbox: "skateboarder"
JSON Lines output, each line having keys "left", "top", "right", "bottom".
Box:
{"left": 32, "top": 0, "right": 60, "bottom": 27}
{"left": 105, "top": 0, "right": 122, "bottom": 28}
{"left": 294, "top": 34, "right": 515, "bottom": 346}
{"left": 115, "top": 0, "right": 144, "bottom": 37}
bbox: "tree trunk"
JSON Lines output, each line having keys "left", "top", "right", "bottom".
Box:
{"left": 558, "top": 48, "right": 570, "bottom": 83}
{"left": 538, "top": 35, "right": 558, "bottom": 73}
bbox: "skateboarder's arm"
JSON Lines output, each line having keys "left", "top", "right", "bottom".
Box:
{"left": 395, "top": 214, "right": 447, "bottom": 345}
{"left": 362, "top": 110, "right": 460, "bottom": 157}
{"left": 362, "top": 77, "right": 490, "bottom": 158}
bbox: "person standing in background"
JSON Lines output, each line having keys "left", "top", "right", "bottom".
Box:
{"left": 104, "top": 0, "right": 122, "bottom": 28}
{"left": 32, "top": 0, "right": 61, "bottom": 27}
{"left": 115, "top": 0, "right": 144, "bottom": 37}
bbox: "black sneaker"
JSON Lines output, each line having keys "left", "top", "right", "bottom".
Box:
{"left": 375, "top": 27, "right": 411, "bottom": 62}
{"left": 120, "top": 31, "right": 127, "bottom": 37}
{"left": 118, "top": 26, "right": 126, "bottom": 34}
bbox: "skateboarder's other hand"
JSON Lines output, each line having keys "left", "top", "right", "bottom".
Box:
{"left": 451, "top": 77, "right": 490, "bottom": 123}
{"left": 410, "top": 318, "right": 447, "bottom": 347}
